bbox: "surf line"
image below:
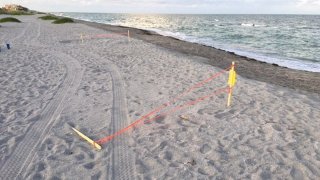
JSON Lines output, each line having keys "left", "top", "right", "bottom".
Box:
{"left": 73, "top": 62, "right": 237, "bottom": 149}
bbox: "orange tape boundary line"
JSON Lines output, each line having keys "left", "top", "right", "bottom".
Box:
{"left": 144, "top": 87, "right": 230, "bottom": 124}
{"left": 95, "top": 66, "right": 231, "bottom": 145}
{"left": 95, "top": 87, "right": 229, "bottom": 144}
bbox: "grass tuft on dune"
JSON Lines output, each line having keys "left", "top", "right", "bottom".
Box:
{"left": 52, "top": 17, "right": 74, "bottom": 24}
{"left": 0, "top": 17, "right": 21, "bottom": 23}
{"left": 39, "top": 15, "right": 59, "bottom": 20}
{"left": 0, "top": 9, "right": 34, "bottom": 15}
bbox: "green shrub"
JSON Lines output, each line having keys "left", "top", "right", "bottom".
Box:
{"left": 0, "top": 9, "right": 34, "bottom": 15}
{"left": 12, "top": 11, "right": 33, "bottom": 15}
{"left": 52, "top": 17, "right": 74, "bottom": 24}
{"left": 0, "top": 17, "right": 21, "bottom": 23}
{"left": 7, "top": 11, "right": 33, "bottom": 15}
{"left": 39, "top": 15, "right": 59, "bottom": 20}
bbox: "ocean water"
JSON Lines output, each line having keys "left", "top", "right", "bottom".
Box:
{"left": 58, "top": 13, "right": 320, "bottom": 72}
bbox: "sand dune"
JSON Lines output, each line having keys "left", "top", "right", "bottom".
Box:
{"left": 0, "top": 15, "right": 320, "bottom": 179}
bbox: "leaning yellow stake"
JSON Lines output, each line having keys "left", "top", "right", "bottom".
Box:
{"left": 72, "top": 127, "right": 101, "bottom": 150}
{"left": 227, "top": 61, "right": 237, "bottom": 107}
{"left": 179, "top": 115, "right": 189, "bottom": 121}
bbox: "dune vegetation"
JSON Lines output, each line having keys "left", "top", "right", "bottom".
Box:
{"left": 52, "top": 17, "right": 74, "bottom": 24}
{"left": 39, "top": 15, "right": 59, "bottom": 20}
{"left": 0, "top": 17, "right": 21, "bottom": 23}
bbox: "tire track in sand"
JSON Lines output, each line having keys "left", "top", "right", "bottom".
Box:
{"left": 82, "top": 51, "right": 136, "bottom": 180}
{"left": 11, "top": 22, "right": 31, "bottom": 43}
{"left": 0, "top": 50, "right": 83, "bottom": 179}
{"left": 108, "top": 62, "right": 136, "bottom": 180}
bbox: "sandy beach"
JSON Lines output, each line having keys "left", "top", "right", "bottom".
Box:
{"left": 0, "top": 15, "right": 320, "bottom": 179}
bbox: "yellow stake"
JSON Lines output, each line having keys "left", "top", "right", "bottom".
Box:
{"left": 128, "top": 30, "right": 130, "bottom": 42}
{"left": 227, "top": 61, "right": 237, "bottom": 107}
{"left": 72, "top": 127, "right": 101, "bottom": 150}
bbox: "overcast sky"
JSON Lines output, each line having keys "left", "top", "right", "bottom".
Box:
{"left": 1, "top": 0, "right": 320, "bottom": 14}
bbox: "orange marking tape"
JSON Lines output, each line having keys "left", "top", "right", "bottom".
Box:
{"left": 144, "top": 87, "right": 229, "bottom": 124}
{"left": 95, "top": 86, "right": 230, "bottom": 145}
{"left": 94, "top": 65, "right": 232, "bottom": 145}
{"left": 95, "top": 67, "right": 230, "bottom": 143}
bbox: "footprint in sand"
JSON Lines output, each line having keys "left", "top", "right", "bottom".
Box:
{"left": 50, "top": 176, "right": 61, "bottom": 180}
{"left": 214, "top": 109, "right": 235, "bottom": 119}
{"left": 83, "top": 162, "right": 95, "bottom": 170}
{"left": 64, "top": 149, "right": 73, "bottom": 155}
{"left": 200, "top": 144, "right": 212, "bottom": 154}
{"left": 155, "top": 115, "right": 166, "bottom": 124}
{"left": 159, "top": 124, "right": 170, "bottom": 130}
{"left": 164, "top": 151, "right": 173, "bottom": 161}
{"left": 272, "top": 124, "right": 282, "bottom": 131}
{"left": 290, "top": 167, "right": 305, "bottom": 180}
{"left": 42, "top": 138, "right": 54, "bottom": 151}
{"left": 91, "top": 172, "right": 101, "bottom": 180}
{"left": 198, "top": 125, "right": 208, "bottom": 133}
{"left": 32, "top": 173, "right": 43, "bottom": 180}
{"left": 198, "top": 168, "right": 210, "bottom": 175}
{"left": 159, "top": 141, "right": 168, "bottom": 150}
{"left": 244, "top": 158, "right": 257, "bottom": 166}
{"left": 132, "top": 100, "right": 141, "bottom": 105}
{"left": 37, "top": 162, "right": 46, "bottom": 172}
{"left": 75, "top": 153, "right": 85, "bottom": 161}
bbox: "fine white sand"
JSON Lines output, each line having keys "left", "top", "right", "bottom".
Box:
{"left": 0, "top": 15, "right": 320, "bottom": 179}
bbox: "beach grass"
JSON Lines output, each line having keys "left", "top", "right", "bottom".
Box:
{"left": 52, "top": 17, "right": 74, "bottom": 24}
{"left": 39, "top": 15, "right": 59, "bottom": 20}
{"left": 0, "top": 17, "right": 21, "bottom": 23}
{"left": 0, "top": 10, "right": 34, "bottom": 15}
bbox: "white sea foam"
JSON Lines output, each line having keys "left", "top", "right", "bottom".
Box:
{"left": 58, "top": 13, "right": 320, "bottom": 73}
{"left": 241, "top": 23, "right": 254, "bottom": 27}
{"left": 241, "top": 23, "right": 265, "bottom": 27}
{"left": 149, "top": 28, "right": 320, "bottom": 72}
{"left": 118, "top": 26, "right": 320, "bottom": 72}
{"left": 225, "top": 49, "right": 320, "bottom": 72}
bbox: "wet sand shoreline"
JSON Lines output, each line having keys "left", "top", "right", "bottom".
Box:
{"left": 75, "top": 19, "right": 320, "bottom": 94}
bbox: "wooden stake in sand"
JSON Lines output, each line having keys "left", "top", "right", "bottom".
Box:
{"left": 128, "top": 30, "right": 130, "bottom": 42}
{"left": 72, "top": 127, "right": 101, "bottom": 150}
{"left": 80, "top": 33, "right": 84, "bottom": 43}
{"left": 227, "top": 61, "right": 237, "bottom": 107}
{"left": 179, "top": 115, "right": 189, "bottom": 121}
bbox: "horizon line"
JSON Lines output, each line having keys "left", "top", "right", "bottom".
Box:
{"left": 49, "top": 11, "right": 320, "bottom": 15}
